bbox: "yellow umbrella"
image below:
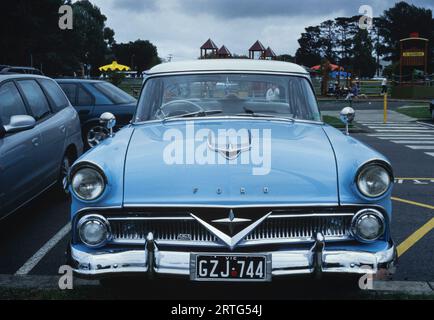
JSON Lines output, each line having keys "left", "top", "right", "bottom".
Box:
{"left": 98, "top": 61, "right": 131, "bottom": 72}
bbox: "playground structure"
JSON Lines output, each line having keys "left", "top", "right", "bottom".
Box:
{"left": 399, "top": 33, "right": 429, "bottom": 84}
{"left": 200, "top": 39, "right": 277, "bottom": 60}
{"left": 391, "top": 33, "right": 433, "bottom": 99}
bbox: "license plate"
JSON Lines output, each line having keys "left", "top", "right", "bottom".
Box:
{"left": 191, "top": 254, "right": 271, "bottom": 282}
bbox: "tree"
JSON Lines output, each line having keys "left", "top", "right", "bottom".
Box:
{"left": 66, "top": 0, "right": 115, "bottom": 76}
{"left": 351, "top": 29, "right": 377, "bottom": 78}
{"left": 0, "top": 0, "right": 115, "bottom": 76}
{"left": 112, "top": 40, "right": 161, "bottom": 74}
{"left": 334, "top": 16, "right": 359, "bottom": 68}
{"left": 295, "top": 26, "right": 322, "bottom": 67}
{"left": 377, "top": 1, "right": 433, "bottom": 72}
{"left": 0, "top": 0, "right": 66, "bottom": 74}
{"left": 277, "top": 54, "right": 295, "bottom": 63}
{"left": 319, "top": 20, "right": 338, "bottom": 63}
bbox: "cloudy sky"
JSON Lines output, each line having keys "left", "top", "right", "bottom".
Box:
{"left": 90, "top": 0, "right": 433, "bottom": 61}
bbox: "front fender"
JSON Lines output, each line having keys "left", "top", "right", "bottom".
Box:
{"left": 322, "top": 125, "right": 393, "bottom": 218}
{"left": 70, "top": 126, "right": 135, "bottom": 217}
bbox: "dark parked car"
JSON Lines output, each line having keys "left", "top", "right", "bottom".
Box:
{"left": 0, "top": 65, "right": 44, "bottom": 75}
{"left": 0, "top": 74, "right": 83, "bottom": 219}
{"left": 56, "top": 79, "right": 137, "bottom": 148}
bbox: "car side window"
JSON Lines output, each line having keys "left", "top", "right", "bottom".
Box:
{"left": 17, "top": 80, "right": 51, "bottom": 120}
{"left": 59, "top": 83, "right": 77, "bottom": 105}
{"left": 39, "top": 79, "right": 69, "bottom": 112}
{"left": 0, "top": 82, "right": 28, "bottom": 126}
{"left": 77, "top": 86, "right": 93, "bottom": 106}
{"left": 82, "top": 83, "right": 112, "bottom": 105}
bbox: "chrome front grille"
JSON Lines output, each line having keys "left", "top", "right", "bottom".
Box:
{"left": 109, "top": 217, "right": 218, "bottom": 244}
{"left": 107, "top": 213, "right": 353, "bottom": 246}
{"left": 245, "top": 214, "right": 353, "bottom": 242}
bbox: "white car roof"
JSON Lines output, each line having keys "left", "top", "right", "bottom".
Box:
{"left": 148, "top": 59, "right": 308, "bottom": 75}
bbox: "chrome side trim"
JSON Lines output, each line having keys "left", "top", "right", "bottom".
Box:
{"left": 122, "top": 203, "right": 340, "bottom": 209}
{"left": 74, "top": 204, "right": 387, "bottom": 213}
{"left": 107, "top": 216, "right": 195, "bottom": 221}
{"left": 268, "top": 213, "right": 354, "bottom": 219}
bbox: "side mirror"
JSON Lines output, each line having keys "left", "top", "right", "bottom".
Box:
{"left": 340, "top": 107, "right": 355, "bottom": 135}
{"left": 99, "top": 112, "right": 116, "bottom": 137}
{"left": 4, "top": 115, "right": 36, "bottom": 134}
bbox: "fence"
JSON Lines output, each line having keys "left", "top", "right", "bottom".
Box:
{"left": 311, "top": 78, "right": 391, "bottom": 97}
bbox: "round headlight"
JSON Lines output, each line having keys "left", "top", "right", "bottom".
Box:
{"left": 71, "top": 166, "right": 105, "bottom": 200}
{"left": 78, "top": 215, "right": 110, "bottom": 248}
{"left": 357, "top": 163, "right": 392, "bottom": 198}
{"left": 352, "top": 210, "right": 385, "bottom": 242}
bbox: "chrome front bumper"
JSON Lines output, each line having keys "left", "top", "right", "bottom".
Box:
{"left": 69, "top": 233, "right": 397, "bottom": 280}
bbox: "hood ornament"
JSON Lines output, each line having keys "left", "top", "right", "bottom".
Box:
{"left": 212, "top": 209, "right": 252, "bottom": 224}
{"left": 207, "top": 131, "right": 251, "bottom": 160}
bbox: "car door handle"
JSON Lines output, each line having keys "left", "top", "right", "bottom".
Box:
{"left": 31, "top": 137, "right": 40, "bottom": 147}
{"left": 59, "top": 125, "right": 66, "bottom": 133}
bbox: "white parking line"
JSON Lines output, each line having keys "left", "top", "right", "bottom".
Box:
{"left": 364, "top": 123, "right": 420, "bottom": 125}
{"left": 390, "top": 139, "right": 434, "bottom": 144}
{"left": 426, "top": 153, "right": 434, "bottom": 157}
{"left": 408, "top": 146, "right": 434, "bottom": 150}
{"left": 375, "top": 130, "right": 434, "bottom": 133}
{"left": 368, "top": 127, "right": 429, "bottom": 130}
{"left": 378, "top": 137, "right": 434, "bottom": 140}
{"left": 371, "top": 135, "right": 434, "bottom": 138}
{"left": 15, "top": 223, "right": 71, "bottom": 275}
{"left": 361, "top": 122, "right": 412, "bottom": 124}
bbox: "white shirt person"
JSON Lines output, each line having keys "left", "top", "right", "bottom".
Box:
{"left": 266, "top": 85, "right": 280, "bottom": 101}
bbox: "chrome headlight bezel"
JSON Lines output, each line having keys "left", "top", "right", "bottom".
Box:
{"left": 351, "top": 209, "right": 385, "bottom": 242}
{"left": 356, "top": 161, "right": 393, "bottom": 198}
{"left": 77, "top": 214, "right": 111, "bottom": 248}
{"left": 70, "top": 162, "right": 107, "bottom": 201}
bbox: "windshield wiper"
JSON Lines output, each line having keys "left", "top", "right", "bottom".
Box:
{"left": 163, "top": 110, "right": 223, "bottom": 121}
{"left": 236, "top": 107, "right": 295, "bottom": 121}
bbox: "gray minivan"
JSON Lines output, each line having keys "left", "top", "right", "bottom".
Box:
{"left": 0, "top": 74, "right": 83, "bottom": 219}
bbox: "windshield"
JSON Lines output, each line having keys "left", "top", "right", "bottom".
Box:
{"left": 135, "top": 74, "right": 320, "bottom": 122}
{"left": 93, "top": 82, "right": 136, "bottom": 104}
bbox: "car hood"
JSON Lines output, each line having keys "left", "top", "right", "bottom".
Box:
{"left": 123, "top": 119, "right": 338, "bottom": 206}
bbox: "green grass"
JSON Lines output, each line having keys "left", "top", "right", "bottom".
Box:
{"left": 396, "top": 105, "right": 431, "bottom": 120}
{"left": 322, "top": 115, "right": 348, "bottom": 128}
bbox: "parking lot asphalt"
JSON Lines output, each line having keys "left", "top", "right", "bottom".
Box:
{"left": 0, "top": 115, "right": 433, "bottom": 298}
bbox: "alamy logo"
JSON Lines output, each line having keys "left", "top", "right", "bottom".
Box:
{"left": 163, "top": 123, "right": 272, "bottom": 176}
{"left": 358, "top": 5, "right": 373, "bottom": 30}
{"left": 58, "top": 5, "right": 73, "bottom": 30}
{"left": 58, "top": 265, "right": 73, "bottom": 290}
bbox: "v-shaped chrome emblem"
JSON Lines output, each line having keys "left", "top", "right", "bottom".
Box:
{"left": 207, "top": 131, "right": 252, "bottom": 160}
{"left": 191, "top": 211, "right": 271, "bottom": 249}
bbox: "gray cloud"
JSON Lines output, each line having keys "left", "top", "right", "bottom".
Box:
{"left": 91, "top": 0, "right": 433, "bottom": 61}
{"left": 111, "top": 0, "right": 158, "bottom": 12}
{"left": 108, "top": 0, "right": 433, "bottom": 18}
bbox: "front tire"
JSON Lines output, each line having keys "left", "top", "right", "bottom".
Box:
{"left": 57, "top": 152, "right": 73, "bottom": 196}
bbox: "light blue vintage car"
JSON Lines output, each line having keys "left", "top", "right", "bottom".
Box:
{"left": 67, "top": 60, "right": 396, "bottom": 282}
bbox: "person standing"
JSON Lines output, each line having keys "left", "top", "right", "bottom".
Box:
{"left": 381, "top": 78, "right": 388, "bottom": 95}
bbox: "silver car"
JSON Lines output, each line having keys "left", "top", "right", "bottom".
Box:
{"left": 0, "top": 74, "right": 83, "bottom": 219}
